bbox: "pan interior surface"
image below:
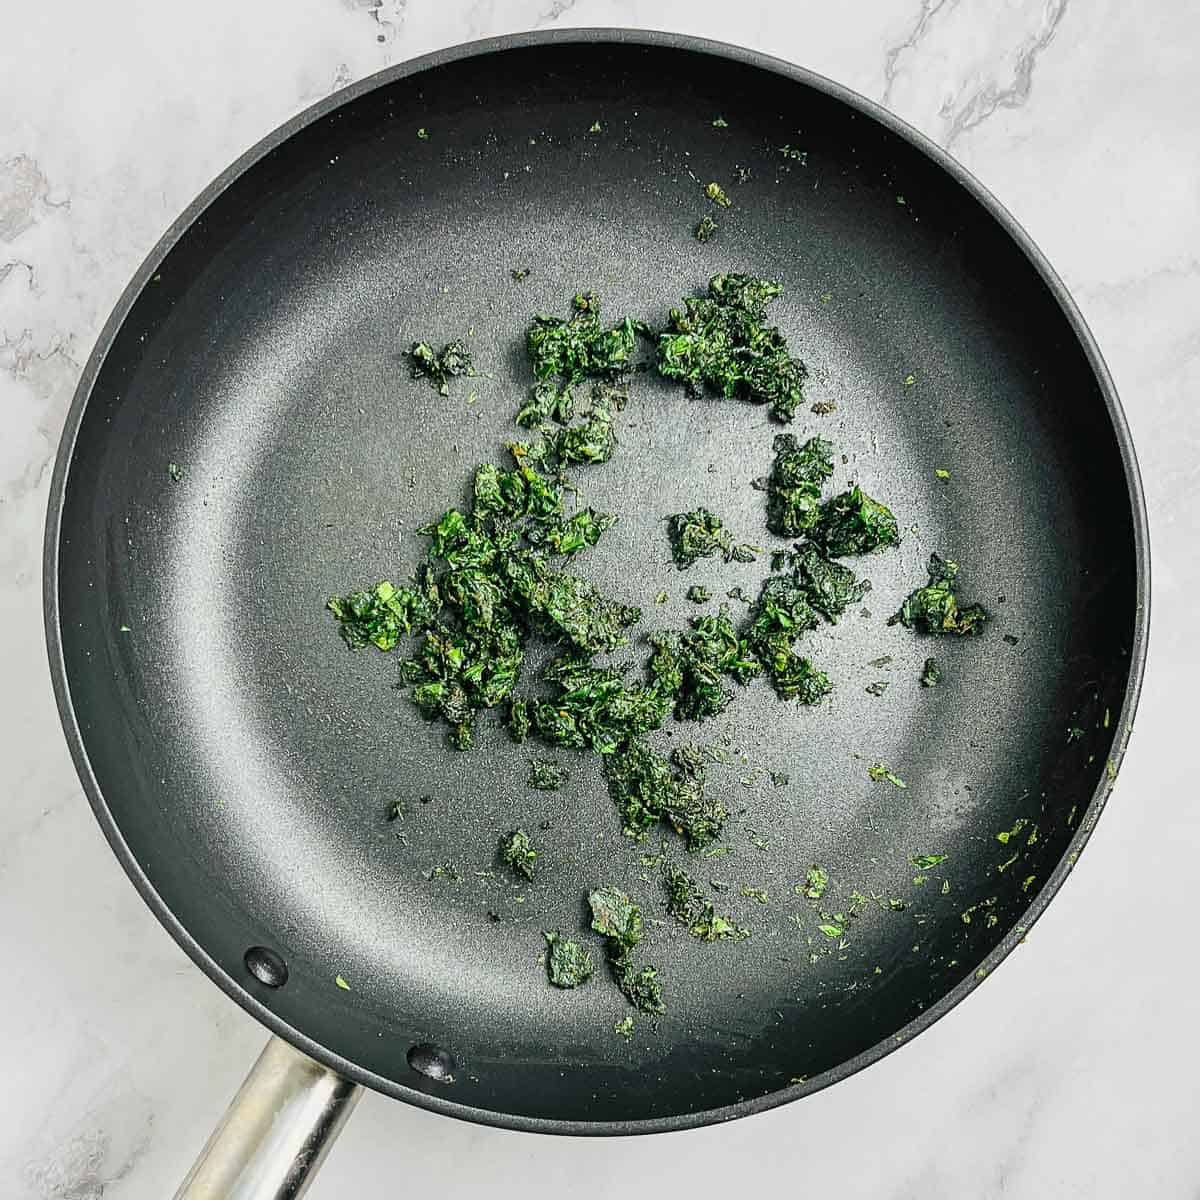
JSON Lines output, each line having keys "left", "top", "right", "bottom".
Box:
{"left": 53, "top": 39, "right": 1140, "bottom": 1127}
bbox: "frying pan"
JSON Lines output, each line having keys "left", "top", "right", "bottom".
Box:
{"left": 44, "top": 28, "right": 1148, "bottom": 1198}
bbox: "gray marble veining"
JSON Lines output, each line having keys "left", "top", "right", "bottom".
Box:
{"left": 2, "top": 1, "right": 1197, "bottom": 1197}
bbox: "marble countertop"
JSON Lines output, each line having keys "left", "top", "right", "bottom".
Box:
{"left": 3, "top": 2, "right": 1196, "bottom": 1196}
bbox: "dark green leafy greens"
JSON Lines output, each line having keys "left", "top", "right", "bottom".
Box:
{"left": 407, "top": 339, "right": 474, "bottom": 396}
{"left": 588, "top": 886, "right": 665, "bottom": 1014}
{"left": 766, "top": 435, "right": 833, "bottom": 536}
{"left": 666, "top": 508, "right": 758, "bottom": 568}
{"left": 891, "top": 554, "right": 988, "bottom": 635}
{"left": 920, "top": 657, "right": 942, "bottom": 687}
{"left": 813, "top": 486, "right": 900, "bottom": 557}
{"left": 544, "top": 931, "right": 594, "bottom": 988}
{"left": 656, "top": 273, "right": 809, "bottom": 423}
{"left": 520, "top": 293, "right": 644, "bottom": 427}
{"left": 648, "top": 608, "right": 761, "bottom": 721}
{"left": 663, "top": 865, "right": 748, "bottom": 941}
{"left": 499, "top": 829, "right": 538, "bottom": 880}
{"left": 527, "top": 759, "right": 569, "bottom": 791}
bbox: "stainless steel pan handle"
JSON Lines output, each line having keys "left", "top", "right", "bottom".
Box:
{"left": 174, "top": 1036, "right": 362, "bottom": 1199}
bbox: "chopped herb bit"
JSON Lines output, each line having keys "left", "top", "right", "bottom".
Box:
{"left": 327, "top": 579, "right": 438, "bottom": 651}
{"left": 813, "top": 486, "right": 900, "bottom": 557}
{"left": 740, "top": 885, "right": 769, "bottom": 904}
{"left": 521, "top": 292, "right": 644, "bottom": 427}
{"left": 779, "top": 145, "right": 807, "bottom": 163}
{"left": 648, "top": 608, "right": 761, "bottom": 723}
{"left": 666, "top": 507, "right": 748, "bottom": 568}
{"left": 1003, "top": 633, "right": 1020, "bottom": 646}
{"left": 655, "top": 591, "right": 668, "bottom": 605}
{"left": 686, "top": 585, "right": 712, "bottom": 604}
{"left": 1022, "top": 875, "right": 1037, "bottom": 892}
{"left": 694, "top": 214, "right": 718, "bottom": 242}
{"left": 656, "top": 273, "right": 808, "bottom": 423}
{"left": 867, "top": 762, "right": 906, "bottom": 788}
{"left": 941, "top": 879, "right": 951, "bottom": 894}
{"left": 500, "top": 829, "right": 538, "bottom": 880}
{"left": 995, "top": 817, "right": 1028, "bottom": 845}
{"left": 909, "top": 854, "right": 948, "bottom": 870}
{"left": 588, "top": 121, "right": 602, "bottom": 133}
{"left": 387, "top": 799, "right": 406, "bottom": 821}
{"left": 765, "top": 434, "right": 833, "bottom": 536}
{"left": 664, "top": 865, "right": 749, "bottom": 941}
{"left": 704, "top": 181, "right": 732, "bottom": 207}
{"left": 891, "top": 553, "right": 988, "bottom": 636}
{"left": 425, "top": 862, "right": 462, "bottom": 882}
{"left": 798, "top": 865, "right": 828, "bottom": 900}
{"left": 167, "top": 462, "right": 184, "bottom": 482}
{"left": 912, "top": 874, "right": 929, "bottom": 886}
{"left": 1067, "top": 725, "right": 1084, "bottom": 742}
{"left": 508, "top": 698, "right": 531, "bottom": 743}
{"left": 811, "top": 401, "right": 836, "bottom": 416}
{"left": 1106, "top": 758, "right": 1118, "bottom": 782}
{"left": 527, "top": 758, "right": 569, "bottom": 791}
{"left": 711, "top": 116, "right": 729, "bottom": 127}
{"left": 588, "top": 886, "right": 665, "bottom": 1014}
{"left": 119, "top": 624, "right": 131, "bottom": 633}
{"left": 416, "top": 127, "right": 429, "bottom": 139}
{"left": 920, "top": 657, "right": 942, "bottom": 687}
{"left": 614, "top": 1015, "right": 635, "bottom": 1039}
{"left": 335, "top": 975, "right": 351, "bottom": 990}
{"left": 865, "top": 680, "right": 890, "bottom": 697}
{"left": 867, "top": 655, "right": 893, "bottom": 669}
{"left": 511, "top": 266, "right": 532, "bottom": 281}
{"left": 935, "top": 468, "right": 952, "bottom": 481}
{"left": 818, "top": 922, "right": 844, "bottom": 939}
{"left": 407, "top": 339, "right": 474, "bottom": 396}
{"left": 544, "top": 931, "right": 594, "bottom": 987}
{"left": 770, "top": 770, "right": 789, "bottom": 787}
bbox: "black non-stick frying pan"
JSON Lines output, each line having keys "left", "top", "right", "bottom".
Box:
{"left": 45, "top": 29, "right": 1148, "bottom": 1198}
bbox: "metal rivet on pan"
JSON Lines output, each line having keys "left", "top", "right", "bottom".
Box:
{"left": 407, "top": 1043, "right": 456, "bottom": 1083}
{"left": 243, "top": 946, "right": 288, "bottom": 988}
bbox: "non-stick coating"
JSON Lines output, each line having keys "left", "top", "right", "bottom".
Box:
{"left": 48, "top": 33, "right": 1146, "bottom": 1132}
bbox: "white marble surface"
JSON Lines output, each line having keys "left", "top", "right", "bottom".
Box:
{"left": 2, "top": 1, "right": 1197, "bottom": 1196}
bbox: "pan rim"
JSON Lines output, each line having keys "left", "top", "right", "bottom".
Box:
{"left": 43, "top": 26, "right": 1151, "bottom": 1136}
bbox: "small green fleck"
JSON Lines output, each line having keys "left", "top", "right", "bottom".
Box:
{"left": 909, "top": 853, "right": 948, "bottom": 870}
{"left": 912, "top": 875, "right": 928, "bottom": 886}
{"left": 818, "top": 922, "right": 844, "bottom": 939}
{"left": 686, "top": 585, "right": 712, "bottom": 604}
{"left": 868, "top": 762, "right": 907, "bottom": 788}
{"left": 335, "top": 975, "right": 351, "bottom": 990}
{"left": 1106, "top": 758, "right": 1118, "bottom": 782}
{"left": 614, "top": 1015, "right": 635, "bottom": 1039}
{"left": 903, "top": 374, "right": 916, "bottom": 387}
{"left": 996, "top": 817, "right": 1028, "bottom": 845}
{"left": 997, "top": 852, "right": 1019, "bottom": 873}
{"left": 1067, "top": 726, "right": 1084, "bottom": 742}
{"left": 544, "top": 931, "right": 594, "bottom": 988}
{"left": 417, "top": 127, "right": 429, "bottom": 139}
{"left": 935, "top": 468, "right": 951, "bottom": 481}
{"left": 704, "top": 181, "right": 732, "bottom": 207}
{"left": 167, "top": 462, "right": 184, "bottom": 482}
{"left": 119, "top": 624, "right": 131, "bottom": 633}
{"left": 819, "top": 292, "right": 833, "bottom": 304}
{"left": 941, "top": 879, "right": 951, "bottom": 894}
{"left": 796, "top": 865, "right": 828, "bottom": 900}
{"left": 920, "top": 657, "right": 942, "bottom": 688}
{"left": 865, "top": 680, "right": 890, "bottom": 697}
{"left": 779, "top": 145, "right": 807, "bottom": 163}
{"left": 1103, "top": 707, "right": 1111, "bottom": 729}
{"left": 711, "top": 117, "right": 729, "bottom": 128}
{"left": 528, "top": 759, "right": 569, "bottom": 791}
{"left": 500, "top": 829, "right": 538, "bottom": 880}
{"left": 789, "top": 1075, "right": 807, "bottom": 1084}
{"left": 770, "top": 770, "right": 789, "bottom": 787}
{"left": 589, "top": 121, "right": 602, "bottom": 133}
{"left": 897, "top": 195, "right": 907, "bottom": 206}
{"left": 1021, "top": 875, "right": 1037, "bottom": 892}
{"left": 511, "top": 266, "right": 532, "bottom": 282}
{"left": 655, "top": 590, "right": 668, "bottom": 605}
{"left": 694, "top": 214, "right": 718, "bottom": 243}
{"left": 739, "top": 885, "right": 769, "bottom": 904}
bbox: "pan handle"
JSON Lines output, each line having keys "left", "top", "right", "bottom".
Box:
{"left": 173, "top": 1035, "right": 363, "bottom": 1199}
